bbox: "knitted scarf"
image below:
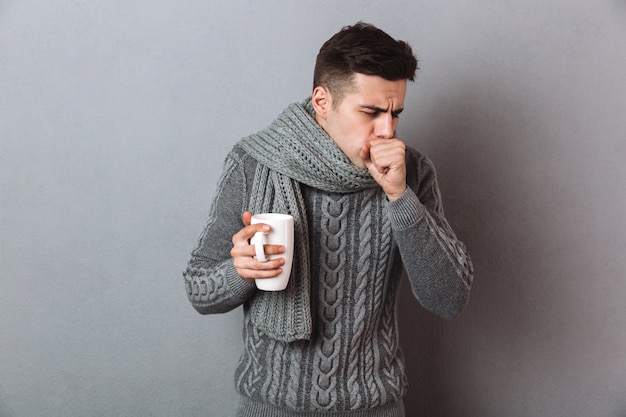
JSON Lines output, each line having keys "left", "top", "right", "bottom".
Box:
{"left": 239, "top": 97, "right": 377, "bottom": 342}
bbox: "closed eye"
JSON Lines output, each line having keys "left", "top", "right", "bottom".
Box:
{"left": 360, "top": 106, "right": 404, "bottom": 119}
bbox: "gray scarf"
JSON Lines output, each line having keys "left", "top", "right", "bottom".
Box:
{"left": 239, "top": 97, "right": 377, "bottom": 342}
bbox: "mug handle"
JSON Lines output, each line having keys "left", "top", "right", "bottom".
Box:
{"left": 253, "top": 231, "right": 268, "bottom": 262}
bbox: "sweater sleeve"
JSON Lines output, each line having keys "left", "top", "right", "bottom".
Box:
{"left": 387, "top": 151, "right": 474, "bottom": 319}
{"left": 183, "top": 150, "right": 257, "bottom": 314}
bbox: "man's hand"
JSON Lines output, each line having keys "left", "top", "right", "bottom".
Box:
{"left": 360, "top": 138, "right": 407, "bottom": 201}
{"left": 231, "top": 212, "right": 285, "bottom": 283}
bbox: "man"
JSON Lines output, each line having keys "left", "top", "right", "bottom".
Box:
{"left": 183, "top": 22, "right": 473, "bottom": 417}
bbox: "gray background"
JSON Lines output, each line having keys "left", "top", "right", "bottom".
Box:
{"left": 1, "top": 1, "right": 625, "bottom": 416}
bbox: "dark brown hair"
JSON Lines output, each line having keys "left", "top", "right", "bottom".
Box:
{"left": 313, "top": 22, "right": 418, "bottom": 103}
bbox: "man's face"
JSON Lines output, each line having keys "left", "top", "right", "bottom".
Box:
{"left": 314, "top": 73, "right": 407, "bottom": 168}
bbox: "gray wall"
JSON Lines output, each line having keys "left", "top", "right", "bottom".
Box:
{"left": 1, "top": 1, "right": 625, "bottom": 416}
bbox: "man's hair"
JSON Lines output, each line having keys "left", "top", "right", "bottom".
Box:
{"left": 313, "top": 22, "right": 419, "bottom": 104}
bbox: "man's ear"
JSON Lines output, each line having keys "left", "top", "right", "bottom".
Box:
{"left": 312, "top": 86, "right": 331, "bottom": 120}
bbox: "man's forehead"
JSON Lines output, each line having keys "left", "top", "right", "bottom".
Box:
{"left": 349, "top": 89, "right": 406, "bottom": 109}
{"left": 349, "top": 74, "right": 406, "bottom": 98}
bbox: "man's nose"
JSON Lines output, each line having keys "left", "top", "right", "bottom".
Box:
{"left": 375, "top": 113, "right": 394, "bottom": 139}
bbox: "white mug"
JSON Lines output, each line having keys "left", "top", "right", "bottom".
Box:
{"left": 250, "top": 213, "right": 294, "bottom": 291}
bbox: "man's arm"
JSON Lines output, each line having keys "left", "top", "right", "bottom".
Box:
{"left": 388, "top": 149, "right": 473, "bottom": 318}
{"left": 183, "top": 151, "right": 258, "bottom": 314}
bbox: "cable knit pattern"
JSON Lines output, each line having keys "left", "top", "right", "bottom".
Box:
{"left": 240, "top": 321, "right": 264, "bottom": 398}
{"left": 260, "top": 338, "right": 281, "bottom": 402}
{"left": 284, "top": 344, "right": 302, "bottom": 409}
{"left": 347, "top": 189, "right": 374, "bottom": 410}
{"left": 183, "top": 97, "right": 473, "bottom": 416}
{"left": 314, "top": 194, "right": 348, "bottom": 410}
{"left": 425, "top": 174, "right": 473, "bottom": 284}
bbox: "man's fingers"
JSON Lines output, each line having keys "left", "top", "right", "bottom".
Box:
{"left": 234, "top": 255, "right": 285, "bottom": 271}
{"left": 233, "top": 254, "right": 285, "bottom": 279}
{"left": 242, "top": 211, "right": 253, "bottom": 226}
{"left": 232, "top": 223, "right": 270, "bottom": 247}
{"left": 231, "top": 213, "right": 287, "bottom": 280}
{"left": 360, "top": 144, "right": 371, "bottom": 164}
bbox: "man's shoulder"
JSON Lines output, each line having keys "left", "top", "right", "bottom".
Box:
{"left": 227, "top": 142, "right": 259, "bottom": 165}
{"left": 213, "top": 143, "right": 260, "bottom": 180}
{"left": 405, "top": 145, "right": 424, "bottom": 159}
{"left": 405, "top": 145, "right": 435, "bottom": 170}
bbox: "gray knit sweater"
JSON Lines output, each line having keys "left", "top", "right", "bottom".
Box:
{"left": 184, "top": 126, "right": 473, "bottom": 416}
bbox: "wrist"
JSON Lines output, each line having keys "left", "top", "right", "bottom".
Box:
{"left": 386, "top": 185, "right": 407, "bottom": 202}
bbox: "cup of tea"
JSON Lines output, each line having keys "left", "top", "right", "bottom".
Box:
{"left": 250, "top": 213, "right": 294, "bottom": 291}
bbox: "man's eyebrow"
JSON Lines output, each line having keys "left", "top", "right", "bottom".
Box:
{"left": 360, "top": 105, "right": 404, "bottom": 116}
